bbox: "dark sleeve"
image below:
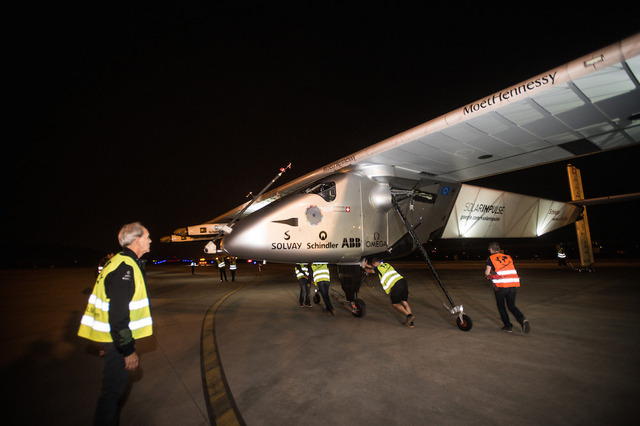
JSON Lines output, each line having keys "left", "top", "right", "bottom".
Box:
{"left": 104, "top": 262, "right": 136, "bottom": 356}
{"left": 486, "top": 257, "right": 495, "bottom": 272}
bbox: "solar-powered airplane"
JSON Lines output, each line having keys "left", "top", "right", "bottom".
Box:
{"left": 163, "top": 33, "right": 640, "bottom": 329}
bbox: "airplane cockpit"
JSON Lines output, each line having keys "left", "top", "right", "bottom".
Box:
{"left": 302, "top": 181, "right": 336, "bottom": 202}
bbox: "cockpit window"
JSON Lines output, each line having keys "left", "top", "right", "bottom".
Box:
{"left": 303, "top": 181, "right": 336, "bottom": 202}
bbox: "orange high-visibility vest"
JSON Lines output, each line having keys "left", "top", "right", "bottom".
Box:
{"left": 488, "top": 253, "right": 520, "bottom": 288}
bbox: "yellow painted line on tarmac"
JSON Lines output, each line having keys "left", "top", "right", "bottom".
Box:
{"left": 201, "top": 287, "right": 246, "bottom": 426}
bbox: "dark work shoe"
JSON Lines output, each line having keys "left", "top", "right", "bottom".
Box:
{"left": 502, "top": 326, "right": 513, "bottom": 333}
{"left": 405, "top": 314, "right": 415, "bottom": 327}
{"left": 522, "top": 320, "right": 531, "bottom": 334}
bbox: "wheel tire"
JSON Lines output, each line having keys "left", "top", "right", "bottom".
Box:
{"left": 456, "top": 314, "right": 473, "bottom": 331}
{"left": 352, "top": 298, "right": 366, "bottom": 318}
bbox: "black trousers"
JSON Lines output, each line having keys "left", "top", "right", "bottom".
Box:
{"left": 317, "top": 282, "right": 333, "bottom": 311}
{"left": 298, "top": 278, "right": 310, "bottom": 305}
{"left": 94, "top": 343, "right": 129, "bottom": 426}
{"left": 494, "top": 287, "right": 525, "bottom": 328}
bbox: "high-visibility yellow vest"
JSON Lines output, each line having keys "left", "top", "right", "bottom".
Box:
{"left": 78, "top": 253, "right": 153, "bottom": 342}
{"left": 375, "top": 262, "right": 403, "bottom": 294}
{"left": 488, "top": 253, "right": 520, "bottom": 288}
{"left": 311, "top": 263, "right": 330, "bottom": 284}
{"left": 295, "top": 263, "right": 309, "bottom": 280}
{"left": 217, "top": 257, "right": 226, "bottom": 268}
{"left": 229, "top": 257, "right": 237, "bottom": 270}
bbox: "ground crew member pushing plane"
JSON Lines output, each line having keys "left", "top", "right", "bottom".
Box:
{"left": 311, "top": 262, "right": 334, "bottom": 315}
{"left": 364, "top": 258, "right": 415, "bottom": 327}
{"left": 485, "top": 242, "right": 531, "bottom": 333}
{"left": 295, "top": 263, "right": 312, "bottom": 307}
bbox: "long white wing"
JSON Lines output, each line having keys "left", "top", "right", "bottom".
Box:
{"left": 204, "top": 33, "right": 640, "bottom": 227}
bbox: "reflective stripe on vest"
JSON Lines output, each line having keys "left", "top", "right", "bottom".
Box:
{"left": 295, "top": 263, "right": 309, "bottom": 279}
{"left": 311, "top": 263, "right": 330, "bottom": 283}
{"left": 376, "top": 262, "right": 403, "bottom": 294}
{"left": 217, "top": 258, "right": 225, "bottom": 268}
{"left": 78, "top": 253, "right": 153, "bottom": 342}
{"left": 489, "top": 253, "right": 520, "bottom": 288}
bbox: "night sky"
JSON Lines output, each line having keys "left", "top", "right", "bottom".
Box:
{"left": 4, "top": 4, "right": 639, "bottom": 265}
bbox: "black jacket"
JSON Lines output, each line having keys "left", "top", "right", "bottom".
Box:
{"left": 104, "top": 248, "right": 147, "bottom": 356}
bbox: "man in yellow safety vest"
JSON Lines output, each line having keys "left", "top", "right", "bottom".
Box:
{"left": 311, "top": 262, "right": 334, "bottom": 315}
{"left": 364, "top": 257, "right": 415, "bottom": 327}
{"left": 78, "top": 222, "right": 153, "bottom": 425}
{"left": 216, "top": 256, "right": 228, "bottom": 282}
{"left": 295, "top": 263, "right": 312, "bottom": 307}
{"left": 229, "top": 256, "right": 237, "bottom": 281}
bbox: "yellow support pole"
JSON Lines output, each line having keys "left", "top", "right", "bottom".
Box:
{"left": 566, "top": 165, "right": 595, "bottom": 269}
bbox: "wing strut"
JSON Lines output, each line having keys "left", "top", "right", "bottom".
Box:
{"left": 391, "top": 195, "right": 473, "bottom": 331}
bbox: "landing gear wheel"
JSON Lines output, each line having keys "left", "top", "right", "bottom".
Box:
{"left": 456, "top": 314, "right": 473, "bottom": 331}
{"left": 351, "top": 299, "right": 366, "bottom": 318}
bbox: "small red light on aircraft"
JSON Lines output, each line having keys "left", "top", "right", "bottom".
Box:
{"left": 345, "top": 206, "right": 351, "bottom": 212}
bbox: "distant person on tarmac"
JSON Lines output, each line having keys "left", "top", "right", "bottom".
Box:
{"left": 96, "top": 252, "right": 115, "bottom": 277}
{"left": 229, "top": 256, "right": 237, "bottom": 281}
{"left": 485, "top": 242, "right": 530, "bottom": 333}
{"left": 364, "top": 257, "right": 415, "bottom": 327}
{"left": 216, "top": 256, "right": 227, "bottom": 282}
{"left": 78, "top": 222, "right": 154, "bottom": 425}
{"left": 556, "top": 244, "right": 568, "bottom": 271}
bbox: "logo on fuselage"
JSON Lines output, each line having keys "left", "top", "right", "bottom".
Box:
{"left": 271, "top": 242, "right": 302, "bottom": 250}
{"left": 365, "top": 232, "right": 387, "bottom": 248}
{"left": 341, "top": 237, "right": 361, "bottom": 248}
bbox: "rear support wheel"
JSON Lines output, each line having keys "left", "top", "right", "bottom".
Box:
{"left": 456, "top": 314, "right": 473, "bottom": 331}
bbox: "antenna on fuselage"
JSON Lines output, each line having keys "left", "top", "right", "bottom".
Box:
{"left": 222, "top": 163, "right": 292, "bottom": 235}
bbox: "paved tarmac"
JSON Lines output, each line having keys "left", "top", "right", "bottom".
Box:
{"left": 1, "top": 259, "right": 639, "bottom": 425}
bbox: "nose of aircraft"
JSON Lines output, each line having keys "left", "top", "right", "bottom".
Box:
{"left": 221, "top": 217, "right": 267, "bottom": 259}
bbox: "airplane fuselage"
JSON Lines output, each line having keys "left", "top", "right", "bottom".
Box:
{"left": 221, "top": 170, "right": 458, "bottom": 264}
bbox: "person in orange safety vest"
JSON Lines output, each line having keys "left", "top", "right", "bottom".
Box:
{"left": 485, "top": 242, "right": 530, "bottom": 334}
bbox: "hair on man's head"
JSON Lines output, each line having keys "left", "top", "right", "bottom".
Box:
{"left": 118, "top": 222, "right": 145, "bottom": 248}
